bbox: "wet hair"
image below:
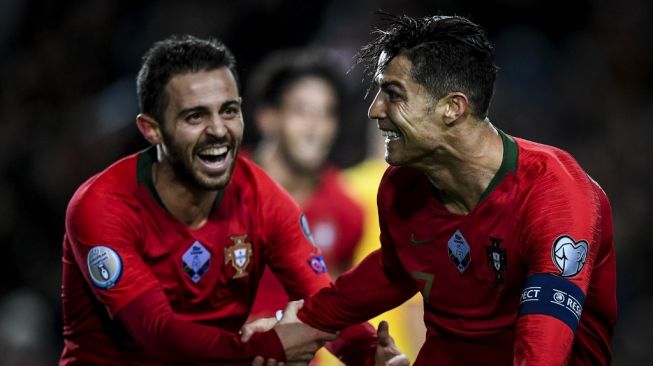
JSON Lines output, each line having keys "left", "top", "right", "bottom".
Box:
{"left": 246, "top": 48, "right": 345, "bottom": 113}
{"left": 358, "top": 14, "right": 498, "bottom": 118}
{"left": 136, "top": 35, "right": 238, "bottom": 123}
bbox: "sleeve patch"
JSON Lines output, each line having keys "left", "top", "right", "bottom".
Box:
{"left": 307, "top": 255, "right": 328, "bottom": 275}
{"left": 87, "top": 245, "right": 123, "bottom": 289}
{"left": 551, "top": 235, "right": 588, "bottom": 277}
{"left": 299, "top": 213, "right": 316, "bottom": 245}
{"left": 518, "top": 273, "right": 585, "bottom": 332}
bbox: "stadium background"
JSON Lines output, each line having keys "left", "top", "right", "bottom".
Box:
{"left": 0, "top": 0, "right": 651, "bottom": 364}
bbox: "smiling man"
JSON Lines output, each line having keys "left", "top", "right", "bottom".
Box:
{"left": 59, "top": 35, "right": 405, "bottom": 365}
{"left": 271, "top": 14, "right": 618, "bottom": 365}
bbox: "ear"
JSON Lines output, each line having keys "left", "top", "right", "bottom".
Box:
{"left": 136, "top": 114, "right": 163, "bottom": 145}
{"left": 442, "top": 92, "right": 469, "bottom": 125}
{"left": 255, "top": 106, "right": 280, "bottom": 138}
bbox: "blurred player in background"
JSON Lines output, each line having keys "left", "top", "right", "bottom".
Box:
{"left": 59, "top": 35, "right": 407, "bottom": 365}
{"left": 264, "top": 14, "right": 617, "bottom": 365}
{"left": 245, "top": 48, "right": 366, "bottom": 365}
{"left": 343, "top": 125, "right": 426, "bottom": 362}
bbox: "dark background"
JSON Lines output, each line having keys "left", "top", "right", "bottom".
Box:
{"left": 0, "top": 0, "right": 651, "bottom": 364}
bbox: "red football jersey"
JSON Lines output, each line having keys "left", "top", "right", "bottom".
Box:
{"left": 250, "top": 167, "right": 364, "bottom": 318}
{"left": 60, "top": 148, "right": 334, "bottom": 365}
{"left": 299, "top": 131, "right": 616, "bottom": 365}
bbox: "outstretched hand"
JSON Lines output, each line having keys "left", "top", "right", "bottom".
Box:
{"left": 375, "top": 321, "right": 410, "bottom": 366}
{"left": 274, "top": 300, "right": 337, "bottom": 365}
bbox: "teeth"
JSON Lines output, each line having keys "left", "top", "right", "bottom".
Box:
{"left": 381, "top": 130, "right": 401, "bottom": 139}
{"left": 199, "top": 146, "right": 228, "bottom": 156}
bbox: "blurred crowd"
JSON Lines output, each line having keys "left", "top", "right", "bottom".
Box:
{"left": 0, "top": 0, "right": 651, "bottom": 364}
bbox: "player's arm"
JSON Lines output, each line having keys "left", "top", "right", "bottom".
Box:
{"left": 297, "top": 248, "right": 418, "bottom": 332}
{"left": 514, "top": 171, "right": 610, "bottom": 365}
{"left": 260, "top": 181, "right": 406, "bottom": 365}
{"left": 66, "top": 191, "right": 285, "bottom": 364}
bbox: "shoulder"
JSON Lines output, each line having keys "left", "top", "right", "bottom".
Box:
{"left": 66, "top": 153, "right": 141, "bottom": 236}
{"left": 516, "top": 138, "right": 590, "bottom": 186}
{"left": 69, "top": 153, "right": 140, "bottom": 209}
{"left": 229, "top": 154, "right": 299, "bottom": 210}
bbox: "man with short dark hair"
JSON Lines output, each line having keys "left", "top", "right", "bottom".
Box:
{"left": 272, "top": 15, "right": 616, "bottom": 365}
{"left": 59, "top": 35, "right": 405, "bottom": 365}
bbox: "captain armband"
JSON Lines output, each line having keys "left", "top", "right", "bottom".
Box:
{"left": 518, "top": 273, "right": 586, "bottom": 332}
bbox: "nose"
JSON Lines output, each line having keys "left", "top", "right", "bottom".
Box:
{"left": 205, "top": 115, "right": 227, "bottom": 138}
{"left": 367, "top": 89, "right": 386, "bottom": 121}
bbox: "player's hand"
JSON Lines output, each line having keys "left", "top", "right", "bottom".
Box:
{"left": 375, "top": 321, "right": 410, "bottom": 366}
{"left": 241, "top": 316, "right": 278, "bottom": 342}
{"left": 273, "top": 300, "right": 338, "bottom": 365}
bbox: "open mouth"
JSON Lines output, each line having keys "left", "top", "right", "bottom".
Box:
{"left": 197, "top": 146, "right": 229, "bottom": 164}
{"left": 380, "top": 129, "right": 402, "bottom": 142}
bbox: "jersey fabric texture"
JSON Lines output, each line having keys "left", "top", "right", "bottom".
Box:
{"left": 299, "top": 131, "right": 616, "bottom": 365}
{"left": 60, "top": 147, "right": 366, "bottom": 365}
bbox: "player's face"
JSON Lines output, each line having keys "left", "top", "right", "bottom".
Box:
{"left": 368, "top": 54, "right": 446, "bottom": 168}
{"left": 277, "top": 77, "right": 338, "bottom": 173}
{"left": 159, "top": 67, "right": 243, "bottom": 190}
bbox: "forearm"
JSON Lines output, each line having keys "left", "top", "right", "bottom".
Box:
{"left": 298, "top": 250, "right": 416, "bottom": 333}
{"left": 117, "top": 288, "right": 285, "bottom": 364}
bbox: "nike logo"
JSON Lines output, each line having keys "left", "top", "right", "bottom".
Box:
{"left": 410, "top": 233, "right": 432, "bottom": 246}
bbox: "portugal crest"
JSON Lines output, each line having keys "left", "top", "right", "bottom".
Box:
{"left": 225, "top": 234, "right": 253, "bottom": 279}
{"left": 486, "top": 237, "right": 507, "bottom": 282}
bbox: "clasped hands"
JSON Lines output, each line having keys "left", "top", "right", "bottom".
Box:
{"left": 240, "top": 300, "right": 409, "bottom": 366}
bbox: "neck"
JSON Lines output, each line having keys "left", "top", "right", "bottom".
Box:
{"left": 153, "top": 160, "right": 218, "bottom": 229}
{"left": 422, "top": 119, "right": 504, "bottom": 215}
{"left": 256, "top": 141, "right": 318, "bottom": 205}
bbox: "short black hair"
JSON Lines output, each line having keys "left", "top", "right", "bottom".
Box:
{"left": 246, "top": 48, "right": 345, "bottom": 113}
{"left": 136, "top": 35, "right": 238, "bottom": 123}
{"left": 358, "top": 14, "right": 498, "bottom": 118}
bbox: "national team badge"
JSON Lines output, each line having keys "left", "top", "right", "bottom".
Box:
{"left": 486, "top": 237, "right": 507, "bottom": 282}
{"left": 552, "top": 235, "right": 588, "bottom": 277}
{"left": 448, "top": 230, "right": 471, "bottom": 273}
{"left": 87, "top": 245, "right": 122, "bottom": 290}
{"left": 182, "top": 241, "right": 211, "bottom": 283}
{"left": 224, "top": 234, "right": 253, "bottom": 279}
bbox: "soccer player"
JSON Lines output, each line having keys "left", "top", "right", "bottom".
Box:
{"left": 246, "top": 49, "right": 365, "bottom": 324}
{"left": 271, "top": 15, "right": 617, "bottom": 365}
{"left": 59, "top": 35, "right": 406, "bottom": 365}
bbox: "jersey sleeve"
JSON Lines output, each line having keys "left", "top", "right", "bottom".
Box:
{"left": 65, "top": 185, "right": 161, "bottom": 317}
{"left": 259, "top": 178, "right": 333, "bottom": 298}
{"left": 515, "top": 158, "right": 606, "bottom": 365}
{"left": 256, "top": 173, "right": 382, "bottom": 365}
{"left": 66, "top": 185, "right": 286, "bottom": 362}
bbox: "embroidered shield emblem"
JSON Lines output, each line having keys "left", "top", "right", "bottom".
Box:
{"left": 225, "top": 234, "right": 253, "bottom": 279}
{"left": 486, "top": 237, "right": 507, "bottom": 282}
{"left": 182, "top": 241, "right": 211, "bottom": 283}
{"left": 448, "top": 230, "right": 471, "bottom": 273}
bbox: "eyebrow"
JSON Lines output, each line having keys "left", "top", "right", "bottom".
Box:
{"left": 177, "top": 98, "right": 242, "bottom": 118}
{"left": 380, "top": 80, "right": 407, "bottom": 94}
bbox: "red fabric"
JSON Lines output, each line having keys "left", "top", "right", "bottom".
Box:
{"left": 250, "top": 167, "right": 364, "bottom": 319}
{"left": 116, "top": 287, "right": 285, "bottom": 364}
{"left": 300, "top": 135, "right": 616, "bottom": 366}
{"left": 60, "top": 148, "right": 346, "bottom": 364}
